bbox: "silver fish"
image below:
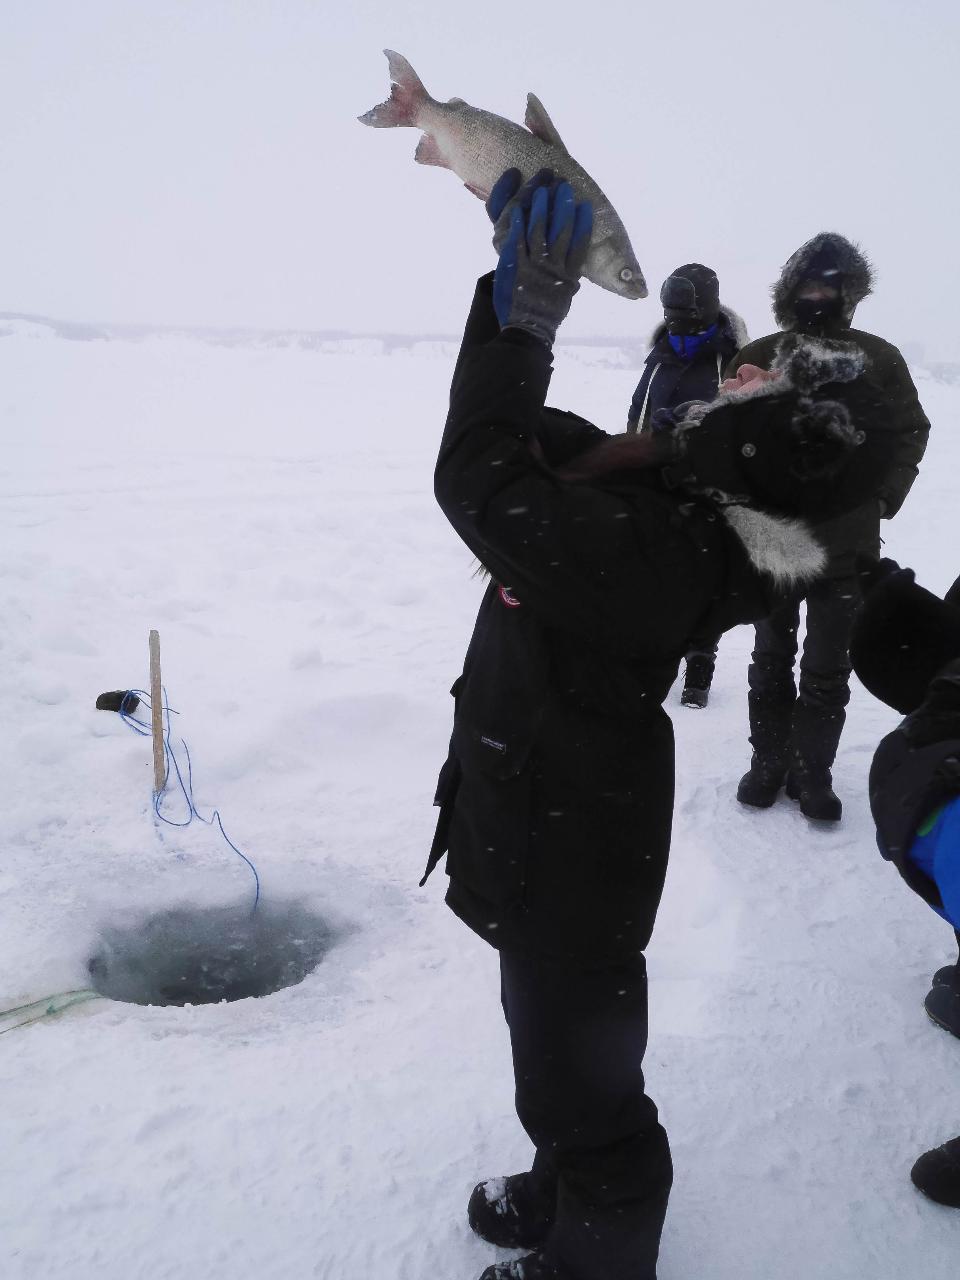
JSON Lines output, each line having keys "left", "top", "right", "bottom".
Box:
{"left": 359, "top": 50, "right": 647, "bottom": 300}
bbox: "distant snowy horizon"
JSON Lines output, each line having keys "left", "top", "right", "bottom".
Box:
{"left": 0, "top": 310, "right": 948, "bottom": 377}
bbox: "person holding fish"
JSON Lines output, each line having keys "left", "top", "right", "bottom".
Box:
{"left": 360, "top": 51, "right": 908, "bottom": 1280}
{"left": 627, "top": 264, "right": 749, "bottom": 708}
{"left": 404, "top": 155, "right": 903, "bottom": 1280}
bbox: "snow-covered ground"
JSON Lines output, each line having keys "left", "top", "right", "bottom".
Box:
{"left": 1, "top": 311, "right": 958, "bottom": 1280}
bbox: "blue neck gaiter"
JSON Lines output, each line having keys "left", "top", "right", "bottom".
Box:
{"left": 668, "top": 323, "right": 719, "bottom": 360}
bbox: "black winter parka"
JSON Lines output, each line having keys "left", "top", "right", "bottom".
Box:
{"left": 869, "top": 657, "right": 960, "bottom": 912}
{"left": 727, "top": 328, "right": 928, "bottom": 508}
{"left": 424, "top": 276, "right": 816, "bottom": 966}
{"left": 724, "top": 233, "right": 930, "bottom": 578}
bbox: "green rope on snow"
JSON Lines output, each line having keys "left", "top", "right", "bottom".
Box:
{"left": 0, "top": 989, "right": 103, "bottom": 1036}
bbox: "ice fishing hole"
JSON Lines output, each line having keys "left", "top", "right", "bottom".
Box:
{"left": 87, "top": 902, "right": 333, "bottom": 1007}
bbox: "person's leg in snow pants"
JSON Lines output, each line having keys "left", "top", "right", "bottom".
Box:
{"left": 499, "top": 947, "right": 673, "bottom": 1280}
{"left": 747, "top": 575, "right": 861, "bottom": 779}
{"left": 791, "top": 575, "right": 861, "bottom": 783}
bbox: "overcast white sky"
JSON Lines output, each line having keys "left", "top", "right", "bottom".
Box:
{"left": 2, "top": 0, "right": 959, "bottom": 356}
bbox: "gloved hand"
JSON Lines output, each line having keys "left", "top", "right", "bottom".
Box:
{"left": 485, "top": 167, "right": 524, "bottom": 225}
{"left": 855, "top": 554, "right": 911, "bottom": 595}
{"left": 903, "top": 661, "right": 960, "bottom": 749}
{"left": 484, "top": 167, "right": 593, "bottom": 346}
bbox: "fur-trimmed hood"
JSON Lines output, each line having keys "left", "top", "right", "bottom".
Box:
{"left": 772, "top": 232, "right": 874, "bottom": 330}
{"left": 689, "top": 339, "right": 858, "bottom": 586}
{"left": 660, "top": 334, "right": 893, "bottom": 562}
{"left": 721, "top": 505, "right": 825, "bottom": 588}
{"left": 678, "top": 333, "right": 865, "bottom": 437}
{"left": 647, "top": 305, "right": 749, "bottom": 350}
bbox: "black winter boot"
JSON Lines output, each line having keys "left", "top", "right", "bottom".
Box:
{"left": 931, "top": 964, "right": 960, "bottom": 989}
{"left": 737, "top": 654, "right": 794, "bottom": 808}
{"left": 680, "top": 653, "right": 715, "bottom": 709}
{"left": 785, "top": 768, "right": 842, "bottom": 822}
{"left": 787, "top": 674, "right": 849, "bottom": 824}
{"left": 911, "top": 1136, "right": 960, "bottom": 1208}
{"left": 936, "top": 934, "right": 960, "bottom": 989}
{"left": 924, "top": 983, "right": 960, "bottom": 1038}
{"left": 478, "top": 1254, "right": 567, "bottom": 1280}
{"left": 468, "top": 1174, "right": 555, "bottom": 1250}
{"left": 737, "top": 755, "right": 786, "bottom": 808}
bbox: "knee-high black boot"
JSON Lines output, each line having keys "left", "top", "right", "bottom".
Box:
{"left": 786, "top": 669, "right": 850, "bottom": 822}
{"left": 737, "top": 654, "right": 796, "bottom": 808}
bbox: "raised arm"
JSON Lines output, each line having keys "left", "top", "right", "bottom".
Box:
{"left": 435, "top": 175, "right": 708, "bottom": 649}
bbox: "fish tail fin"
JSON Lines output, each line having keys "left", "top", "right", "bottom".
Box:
{"left": 358, "top": 49, "right": 430, "bottom": 128}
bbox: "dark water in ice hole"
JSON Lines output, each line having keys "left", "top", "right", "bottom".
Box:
{"left": 87, "top": 902, "right": 334, "bottom": 1007}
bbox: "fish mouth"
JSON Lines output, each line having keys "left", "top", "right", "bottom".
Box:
{"left": 586, "top": 272, "right": 649, "bottom": 300}
{"left": 613, "top": 275, "right": 649, "bottom": 300}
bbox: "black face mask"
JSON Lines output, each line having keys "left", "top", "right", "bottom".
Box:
{"left": 794, "top": 294, "right": 844, "bottom": 327}
{"left": 660, "top": 268, "right": 719, "bottom": 336}
{"left": 663, "top": 308, "right": 704, "bottom": 337}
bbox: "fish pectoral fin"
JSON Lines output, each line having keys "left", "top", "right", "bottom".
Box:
{"left": 463, "top": 181, "right": 488, "bottom": 199}
{"left": 414, "top": 134, "right": 450, "bottom": 168}
{"left": 524, "top": 93, "right": 568, "bottom": 152}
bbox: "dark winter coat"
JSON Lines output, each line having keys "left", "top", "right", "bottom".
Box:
{"left": 852, "top": 564, "right": 960, "bottom": 913}
{"left": 423, "top": 275, "right": 827, "bottom": 967}
{"left": 627, "top": 309, "right": 747, "bottom": 432}
{"left": 724, "top": 234, "right": 930, "bottom": 578}
{"left": 869, "top": 657, "right": 960, "bottom": 914}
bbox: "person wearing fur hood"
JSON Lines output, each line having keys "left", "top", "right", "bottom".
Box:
{"left": 424, "top": 170, "right": 903, "bottom": 1280}
{"left": 627, "top": 263, "right": 750, "bottom": 708}
{"left": 726, "top": 233, "right": 931, "bottom": 823}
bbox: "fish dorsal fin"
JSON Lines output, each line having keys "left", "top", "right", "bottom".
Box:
{"left": 524, "top": 94, "right": 568, "bottom": 151}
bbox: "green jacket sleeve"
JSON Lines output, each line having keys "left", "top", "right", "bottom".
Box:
{"left": 720, "top": 335, "right": 780, "bottom": 380}
{"left": 872, "top": 346, "right": 930, "bottom": 517}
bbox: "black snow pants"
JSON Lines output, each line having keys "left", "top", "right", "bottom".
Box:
{"left": 499, "top": 947, "right": 673, "bottom": 1280}
{"left": 746, "top": 575, "right": 861, "bottom": 781}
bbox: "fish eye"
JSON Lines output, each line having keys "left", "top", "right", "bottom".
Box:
{"left": 619, "top": 268, "right": 633, "bottom": 282}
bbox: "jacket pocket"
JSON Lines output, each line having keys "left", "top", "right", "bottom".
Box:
{"left": 445, "top": 717, "right": 538, "bottom": 908}
{"left": 451, "top": 719, "right": 535, "bottom": 781}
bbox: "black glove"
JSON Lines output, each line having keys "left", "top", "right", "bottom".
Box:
{"left": 485, "top": 167, "right": 593, "bottom": 346}
{"left": 903, "top": 660, "right": 960, "bottom": 749}
{"left": 855, "top": 554, "right": 910, "bottom": 595}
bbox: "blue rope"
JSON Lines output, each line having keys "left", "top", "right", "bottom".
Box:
{"left": 118, "top": 688, "right": 261, "bottom": 913}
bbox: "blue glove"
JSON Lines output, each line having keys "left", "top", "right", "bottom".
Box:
{"left": 485, "top": 167, "right": 523, "bottom": 224}
{"left": 486, "top": 168, "right": 593, "bottom": 345}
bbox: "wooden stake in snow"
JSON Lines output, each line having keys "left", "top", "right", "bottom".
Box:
{"left": 148, "top": 630, "right": 165, "bottom": 794}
